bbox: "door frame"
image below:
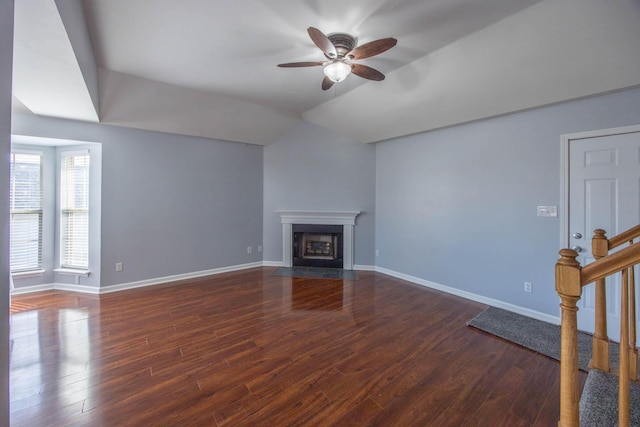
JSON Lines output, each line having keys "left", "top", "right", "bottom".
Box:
{"left": 560, "top": 123, "right": 640, "bottom": 249}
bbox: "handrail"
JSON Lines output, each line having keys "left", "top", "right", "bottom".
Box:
{"left": 580, "top": 242, "right": 640, "bottom": 285}
{"left": 609, "top": 224, "right": 640, "bottom": 250}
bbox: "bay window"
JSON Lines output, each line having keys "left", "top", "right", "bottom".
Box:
{"left": 10, "top": 136, "right": 102, "bottom": 289}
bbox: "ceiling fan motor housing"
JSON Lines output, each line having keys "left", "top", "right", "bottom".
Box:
{"left": 326, "top": 33, "right": 357, "bottom": 59}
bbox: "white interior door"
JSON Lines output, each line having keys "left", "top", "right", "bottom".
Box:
{"left": 567, "top": 127, "right": 640, "bottom": 340}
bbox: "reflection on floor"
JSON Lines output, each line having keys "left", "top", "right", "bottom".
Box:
{"left": 9, "top": 301, "right": 38, "bottom": 315}
{"left": 273, "top": 266, "right": 357, "bottom": 280}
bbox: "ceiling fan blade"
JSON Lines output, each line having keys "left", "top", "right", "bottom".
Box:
{"left": 277, "top": 61, "right": 325, "bottom": 68}
{"left": 308, "top": 27, "right": 337, "bottom": 58}
{"left": 322, "top": 76, "right": 335, "bottom": 91}
{"left": 347, "top": 37, "right": 397, "bottom": 60}
{"left": 351, "top": 64, "right": 385, "bottom": 81}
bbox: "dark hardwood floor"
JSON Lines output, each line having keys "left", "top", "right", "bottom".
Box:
{"left": 9, "top": 268, "right": 585, "bottom": 426}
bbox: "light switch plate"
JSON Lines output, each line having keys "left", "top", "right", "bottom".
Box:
{"left": 537, "top": 206, "right": 557, "bottom": 217}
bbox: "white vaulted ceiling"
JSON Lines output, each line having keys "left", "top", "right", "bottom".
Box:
{"left": 11, "top": 0, "right": 640, "bottom": 145}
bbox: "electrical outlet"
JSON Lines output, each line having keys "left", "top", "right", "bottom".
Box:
{"left": 247, "top": 246, "right": 252, "bottom": 254}
{"left": 524, "top": 282, "right": 532, "bottom": 293}
{"left": 258, "top": 245, "right": 262, "bottom": 253}
{"left": 375, "top": 249, "right": 380, "bottom": 257}
{"left": 116, "top": 262, "right": 123, "bottom": 272}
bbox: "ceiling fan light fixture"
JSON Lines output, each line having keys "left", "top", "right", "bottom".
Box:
{"left": 278, "top": 27, "right": 396, "bottom": 90}
{"left": 323, "top": 61, "right": 351, "bottom": 82}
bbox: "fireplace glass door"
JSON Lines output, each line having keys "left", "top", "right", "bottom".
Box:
{"left": 292, "top": 224, "right": 343, "bottom": 268}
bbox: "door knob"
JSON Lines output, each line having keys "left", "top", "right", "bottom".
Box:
{"left": 572, "top": 246, "right": 583, "bottom": 253}
{"left": 572, "top": 232, "right": 582, "bottom": 239}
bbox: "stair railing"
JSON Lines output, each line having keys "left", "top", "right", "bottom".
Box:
{"left": 556, "top": 226, "right": 640, "bottom": 427}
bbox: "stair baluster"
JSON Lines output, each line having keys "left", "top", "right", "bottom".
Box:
{"left": 629, "top": 251, "right": 638, "bottom": 381}
{"left": 591, "top": 229, "right": 610, "bottom": 372}
{"left": 620, "top": 268, "right": 630, "bottom": 426}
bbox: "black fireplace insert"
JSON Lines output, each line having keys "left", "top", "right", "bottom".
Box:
{"left": 292, "top": 224, "right": 343, "bottom": 268}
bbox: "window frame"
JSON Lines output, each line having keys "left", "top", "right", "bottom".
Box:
{"left": 9, "top": 149, "right": 44, "bottom": 274}
{"left": 59, "top": 150, "right": 91, "bottom": 270}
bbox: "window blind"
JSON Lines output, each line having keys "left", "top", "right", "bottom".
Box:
{"left": 9, "top": 151, "right": 43, "bottom": 273}
{"left": 61, "top": 151, "right": 90, "bottom": 269}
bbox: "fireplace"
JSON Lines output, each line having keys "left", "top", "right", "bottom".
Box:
{"left": 292, "top": 224, "right": 343, "bottom": 268}
{"left": 277, "top": 210, "right": 360, "bottom": 270}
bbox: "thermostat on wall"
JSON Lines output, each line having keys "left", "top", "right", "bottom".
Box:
{"left": 537, "top": 206, "right": 557, "bottom": 217}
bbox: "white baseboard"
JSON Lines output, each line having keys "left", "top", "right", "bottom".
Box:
{"left": 262, "top": 261, "right": 284, "bottom": 267}
{"left": 375, "top": 266, "right": 560, "bottom": 325}
{"left": 11, "top": 283, "right": 56, "bottom": 295}
{"left": 353, "top": 264, "right": 376, "bottom": 271}
{"left": 11, "top": 261, "right": 560, "bottom": 325}
{"left": 11, "top": 262, "right": 264, "bottom": 295}
{"left": 54, "top": 282, "right": 102, "bottom": 294}
{"left": 11, "top": 282, "right": 101, "bottom": 295}
{"left": 100, "top": 262, "right": 264, "bottom": 294}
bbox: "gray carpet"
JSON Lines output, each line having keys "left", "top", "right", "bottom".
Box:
{"left": 468, "top": 306, "right": 640, "bottom": 426}
{"left": 579, "top": 370, "right": 640, "bottom": 426}
{"left": 467, "top": 306, "right": 593, "bottom": 371}
{"left": 272, "top": 267, "right": 357, "bottom": 280}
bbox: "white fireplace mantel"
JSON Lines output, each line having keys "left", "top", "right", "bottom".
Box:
{"left": 277, "top": 210, "right": 360, "bottom": 270}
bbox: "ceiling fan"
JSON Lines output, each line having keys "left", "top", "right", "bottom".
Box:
{"left": 278, "top": 27, "right": 397, "bottom": 90}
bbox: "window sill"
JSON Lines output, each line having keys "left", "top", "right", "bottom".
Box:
{"left": 12, "top": 270, "right": 46, "bottom": 279}
{"left": 54, "top": 268, "right": 91, "bottom": 277}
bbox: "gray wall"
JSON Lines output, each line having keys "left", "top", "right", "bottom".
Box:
{"left": 0, "top": 0, "right": 13, "bottom": 423}
{"left": 263, "top": 121, "right": 376, "bottom": 267}
{"left": 12, "top": 114, "right": 264, "bottom": 288}
{"left": 375, "top": 87, "right": 640, "bottom": 316}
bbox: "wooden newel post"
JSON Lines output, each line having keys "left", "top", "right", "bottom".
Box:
{"left": 591, "top": 229, "right": 608, "bottom": 257}
{"left": 556, "top": 249, "right": 582, "bottom": 427}
{"left": 591, "top": 229, "right": 611, "bottom": 372}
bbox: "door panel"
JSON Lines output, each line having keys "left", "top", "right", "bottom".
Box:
{"left": 569, "top": 130, "right": 640, "bottom": 340}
